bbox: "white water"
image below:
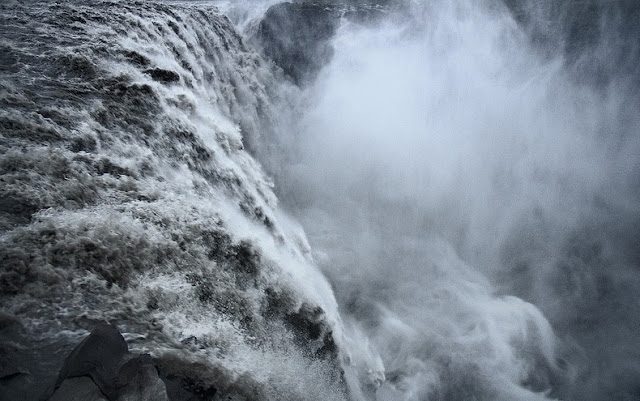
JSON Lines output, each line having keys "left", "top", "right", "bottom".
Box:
{"left": 0, "top": 2, "right": 351, "bottom": 399}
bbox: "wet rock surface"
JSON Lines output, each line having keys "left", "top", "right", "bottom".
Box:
{"left": 53, "top": 324, "right": 129, "bottom": 397}
{"left": 49, "top": 377, "right": 108, "bottom": 401}
{"left": 253, "top": 2, "right": 388, "bottom": 86}
{"left": 1, "top": 319, "right": 342, "bottom": 400}
{"left": 0, "top": 312, "right": 43, "bottom": 401}
{"left": 37, "top": 324, "right": 229, "bottom": 401}
{"left": 46, "top": 324, "right": 170, "bottom": 401}
{"left": 144, "top": 68, "right": 180, "bottom": 84}
{"left": 0, "top": 321, "right": 234, "bottom": 401}
{"left": 254, "top": 2, "right": 341, "bottom": 85}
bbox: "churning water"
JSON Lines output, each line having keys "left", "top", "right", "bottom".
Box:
{"left": 1, "top": 0, "right": 638, "bottom": 400}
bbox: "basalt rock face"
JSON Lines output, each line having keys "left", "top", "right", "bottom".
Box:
{"left": 44, "top": 324, "right": 221, "bottom": 401}
{"left": 254, "top": 3, "right": 341, "bottom": 86}
{"left": 52, "top": 324, "right": 131, "bottom": 398}
{"left": 48, "top": 324, "right": 170, "bottom": 401}
{"left": 253, "top": 2, "right": 389, "bottom": 86}
{"left": 2, "top": 320, "right": 341, "bottom": 401}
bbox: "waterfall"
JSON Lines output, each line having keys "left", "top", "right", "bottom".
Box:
{"left": 1, "top": 0, "right": 639, "bottom": 400}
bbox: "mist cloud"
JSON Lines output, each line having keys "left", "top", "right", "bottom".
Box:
{"left": 261, "top": 0, "right": 640, "bottom": 399}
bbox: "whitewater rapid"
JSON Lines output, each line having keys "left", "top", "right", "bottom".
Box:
{"left": 0, "top": 1, "right": 359, "bottom": 399}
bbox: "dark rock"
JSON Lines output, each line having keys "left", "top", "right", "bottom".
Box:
{"left": 0, "top": 313, "right": 46, "bottom": 401}
{"left": 114, "top": 354, "right": 169, "bottom": 401}
{"left": 254, "top": 2, "right": 341, "bottom": 85}
{"left": 95, "top": 158, "right": 134, "bottom": 177}
{"left": 69, "top": 134, "right": 98, "bottom": 153}
{"left": 44, "top": 324, "right": 214, "bottom": 401}
{"left": 57, "top": 54, "right": 97, "bottom": 80}
{"left": 0, "top": 248, "right": 37, "bottom": 294}
{"left": 144, "top": 68, "right": 180, "bottom": 84}
{"left": 0, "top": 371, "right": 34, "bottom": 401}
{"left": 160, "top": 374, "right": 217, "bottom": 401}
{"left": 0, "top": 313, "right": 26, "bottom": 379}
{"left": 123, "top": 50, "right": 150, "bottom": 67}
{"left": 0, "top": 44, "right": 20, "bottom": 73}
{"left": 284, "top": 302, "right": 338, "bottom": 359}
{"left": 0, "top": 315, "right": 32, "bottom": 401}
{"left": 53, "top": 324, "right": 129, "bottom": 398}
{"left": 0, "top": 311, "right": 21, "bottom": 333}
{"left": 49, "top": 377, "right": 108, "bottom": 401}
{"left": 0, "top": 194, "right": 39, "bottom": 220}
{"left": 154, "top": 357, "right": 218, "bottom": 401}
{"left": 253, "top": 2, "right": 393, "bottom": 86}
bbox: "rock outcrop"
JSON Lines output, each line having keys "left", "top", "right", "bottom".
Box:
{"left": 254, "top": 2, "right": 341, "bottom": 85}
{"left": 45, "top": 324, "right": 220, "bottom": 401}
{"left": 253, "top": 2, "right": 389, "bottom": 86}
{"left": 45, "top": 325, "right": 167, "bottom": 401}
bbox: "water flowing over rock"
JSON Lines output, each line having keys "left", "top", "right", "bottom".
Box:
{"left": 0, "top": 1, "right": 353, "bottom": 399}
{"left": 1, "top": 0, "right": 639, "bottom": 400}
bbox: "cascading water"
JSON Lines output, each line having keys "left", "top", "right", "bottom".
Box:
{"left": 1, "top": 0, "right": 638, "bottom": 400}
{"left": 0, "top": 1, "right": 357, "bottom": 399}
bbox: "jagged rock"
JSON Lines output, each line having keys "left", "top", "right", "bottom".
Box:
{"left": 48, "top": 324, "right": 170, "bottom": 401}
{"left": 115, "top": 354, "right": 169, "bottom": 401}
{"left": 0, "top": 312, "right": 36, "bottom": 401}
{"left": 43, "top": 324, "right": 233, "bottom": 401}
{"left": 0, "top": 194, "right": 38, "bottom": 220}
{"left": 53, "top": 323, "right": 129, "bottom": 398}
{"left": 284, "top": 302, "right": 338, "bottom": 359}
{"left": 254, "top": 2, "right": 341, "bottom": 85}
{"left": 144, "top": 68, "right": 180, "bottom": 83}
{"left": 49, "top": 377, "right": 108, "bottom": 401}
{"left": 123, "top": 50, "right": 151, "bottom": 67}
{"left": 253, "top": 2, "right": 391, "bottom": 86}
{"left": 154, "top": 356, "right": 219, "bottom": 401}
{"left": 0, "top": 311, "right": 28, "bottom": 376}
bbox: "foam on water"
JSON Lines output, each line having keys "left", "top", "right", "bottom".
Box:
{"left": 0, "top": 1, "right": 359, "bottom": 399}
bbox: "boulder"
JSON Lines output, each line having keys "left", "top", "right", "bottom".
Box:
{"left": 53, "top": 323, "right": 129, "bottom": 398}
{"left": 0, "top": 312, "right": 39, "bottom": 401}
{"left": 115, "top": 354, "right": 169, "bottom": 401}
{"left": 49, "top": 377, "right": 108, "bottom": 401}
{"left": 48, "top": 324, "right": 170, "bottom": 401}
{"left": 154, "top": 356, "right": 219, "bottom": 401}
{"left": 44, "top": 324, "right": 235, "bottom": 401}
